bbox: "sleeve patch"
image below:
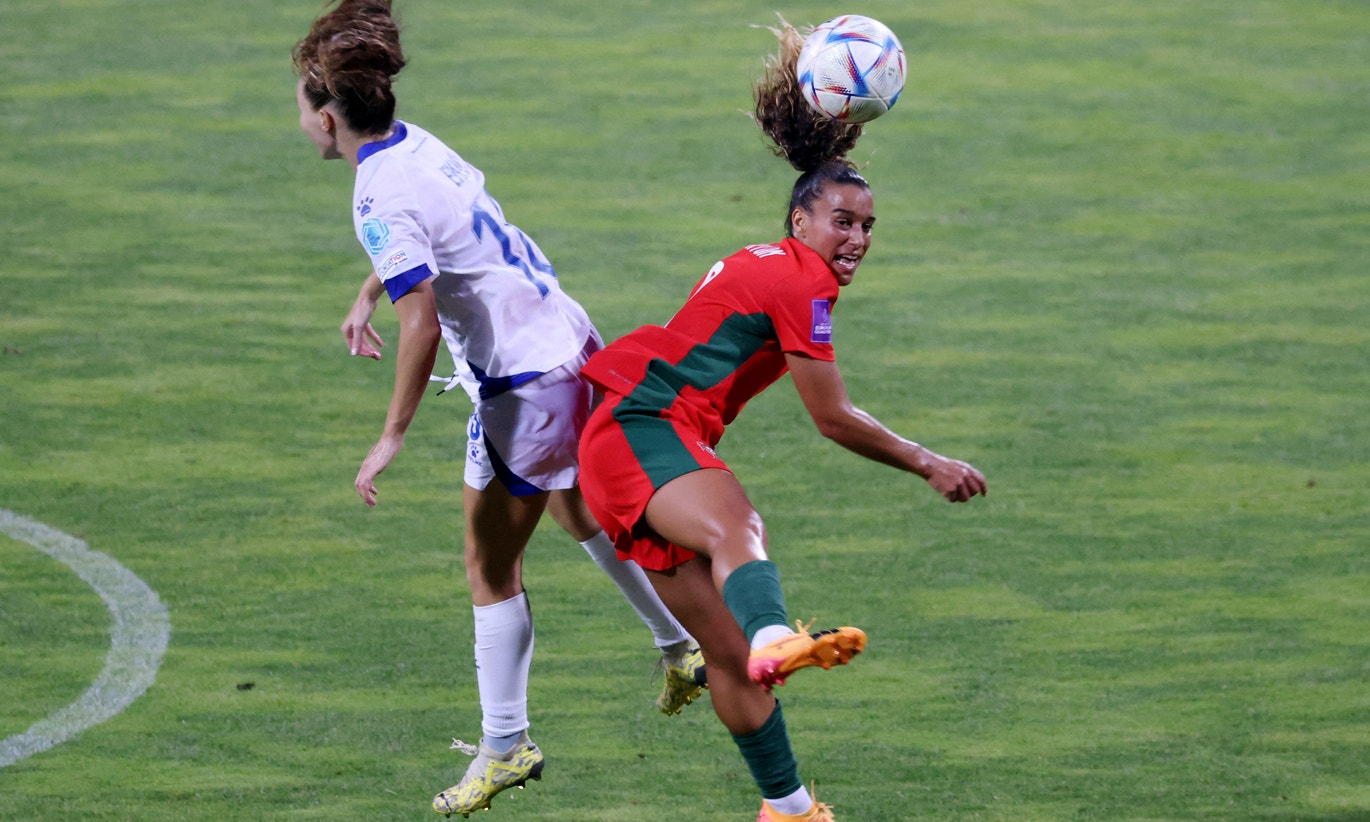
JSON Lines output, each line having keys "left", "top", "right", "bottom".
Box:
{"left": 361, "top": 218, "right": 392, "bottom": 254}
{"left": 810, "top": 299, "right": 833, "bottom": 343}
{"left": 377, "top": 249, "right": 410, "bottom": 278}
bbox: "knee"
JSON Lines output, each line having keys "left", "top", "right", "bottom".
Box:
{"left": 464, "top": 542, "right": 519, "bottom": 593}
{"left": 696, "top": 509, "right": 768, "bottom": 568}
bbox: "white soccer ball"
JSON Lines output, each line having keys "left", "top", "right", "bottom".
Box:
{"left": 796, "top": 15, "right": 907, "bottom": 124}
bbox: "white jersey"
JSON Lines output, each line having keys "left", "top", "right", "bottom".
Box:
{"left": 351, "top": 121, "right": 594, "bottom": 398}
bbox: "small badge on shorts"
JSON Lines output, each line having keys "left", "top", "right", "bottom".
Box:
{"left": 467, "top": 415, "right": 486, "bottom": 465}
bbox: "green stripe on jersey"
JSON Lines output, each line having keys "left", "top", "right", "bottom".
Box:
{"left": 614, "top": 312, "right": 775, "bottom": 488}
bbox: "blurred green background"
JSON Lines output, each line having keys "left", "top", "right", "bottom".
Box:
{"left": 2, "top": 1, "right": 1367, "bottom": 819}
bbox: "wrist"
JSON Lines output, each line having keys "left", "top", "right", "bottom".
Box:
{"left": 907, "top": 442, "right": 937, "bottom": 479}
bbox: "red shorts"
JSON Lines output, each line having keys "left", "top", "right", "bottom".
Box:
{"left": 577, "top": 393, "right": 730, "bottom": 572}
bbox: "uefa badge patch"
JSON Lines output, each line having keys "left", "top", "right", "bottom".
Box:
{"left": 810, "top": 299, "right": 833, "bottom": 344}
{"left": 361, "top": 217, "right": 391, "bottom": 255}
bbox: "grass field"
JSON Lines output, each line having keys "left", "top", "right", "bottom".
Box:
{"left": 2, "top": 0, "right": 1368, "bottom": 819}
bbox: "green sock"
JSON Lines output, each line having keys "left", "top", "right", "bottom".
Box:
{"left": 722, "top": 560, "right": 788, "bottom": 644}
{"left": 732, "top": 700, "right": 802, "bottom": 800}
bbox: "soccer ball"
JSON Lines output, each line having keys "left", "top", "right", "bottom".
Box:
{"left": 796, "top": 15, "right": 906, "bottom": 124}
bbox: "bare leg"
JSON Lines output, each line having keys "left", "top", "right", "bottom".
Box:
{"left": 642, "top": 465, "right": 863, "bottom": 682}
{"left": 463, "top": 481, "right": 548, "bottom": 605}
{"left": 643, "top": 468, "right": 768, "bottom": 590}
{"left": 645, "top": 558, "right": 776, "bottom": 735}
{"left": 641, "top": 473, "right": 819, "bottom": 812}
{"left": 460, "top": 480, "right": 548, "bottom": 752}
{"left": 638, "top": 467, "right": 780, "bottom": 734}
{"left": 545, "top": 485, "right": 603, "bottom": 542}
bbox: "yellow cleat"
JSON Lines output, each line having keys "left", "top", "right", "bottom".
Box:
{"left": 432, "top": 732, "right": 544, "bottom": 818}
{"left": 657, "top": 643, "right": 708, "bottom": 715}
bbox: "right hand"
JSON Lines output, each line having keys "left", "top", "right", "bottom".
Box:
{"left": 355, "top": 434, "right": 403, "bottom": 507}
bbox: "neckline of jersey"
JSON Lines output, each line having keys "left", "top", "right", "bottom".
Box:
{"left": 357, "top": 121, "right": 409, "bottom": 166}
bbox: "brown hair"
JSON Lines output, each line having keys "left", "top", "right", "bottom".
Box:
{"left": 292, "top": 0, "right": 406, "bottom": 135}
{"left": 753, "top": 19, "right": 870, "bottom": 237}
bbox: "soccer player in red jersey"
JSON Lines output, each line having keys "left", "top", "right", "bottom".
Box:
{"left": 577, "top": 22, "right": 988, "bottom": 822}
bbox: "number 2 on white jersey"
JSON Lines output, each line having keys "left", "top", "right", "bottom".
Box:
{"left": 472, "top": 206, "right": 557, "bottom": 298}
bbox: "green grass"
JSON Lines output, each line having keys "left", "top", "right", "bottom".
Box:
{"left": 2, "top": 0, "right": 1368, "bottom": 819}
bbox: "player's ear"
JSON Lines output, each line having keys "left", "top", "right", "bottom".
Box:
{"left": 790, "top": 207, "right": 807, "bottom": 238}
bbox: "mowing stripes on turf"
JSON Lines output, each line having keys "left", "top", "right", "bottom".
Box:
{"left": 0, "top": 509, "right": 171, "bottom": 769}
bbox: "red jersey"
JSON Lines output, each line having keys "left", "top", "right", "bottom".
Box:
{"left": 581, "top": 238, "right": 838, "bottom": 447}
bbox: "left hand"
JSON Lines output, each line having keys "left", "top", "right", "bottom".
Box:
{"left": 923, "top": 454, "right": 987, "bottom": 503}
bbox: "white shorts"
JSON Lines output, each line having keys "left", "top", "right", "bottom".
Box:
{"left": 463, "top": 335, "right": 601, "bottom": 496}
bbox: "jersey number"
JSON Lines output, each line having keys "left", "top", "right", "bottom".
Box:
{"left": 692, "top": 261, "right": 725, "bottom": 298}
{"left": 472, "top": 207, "right": 556, "bottom": 298}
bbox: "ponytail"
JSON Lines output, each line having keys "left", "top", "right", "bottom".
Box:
{"left": 753, "top": 19, "right": 870, "bottom": 237}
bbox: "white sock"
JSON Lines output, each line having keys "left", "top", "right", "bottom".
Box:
{"left": 750, "top": 623, "right": 795, "bottom": 651}
{"left": 767, "top": 784, "right": 814, "bottom": 816}
{"left": 660, "top": 638, "right": 695, "bottom": 666}
{"left": 473, "top": 592, "right": 533, "bottom": 746}
{"left": 580, "top": 531, "right": 690, "bottom": 649}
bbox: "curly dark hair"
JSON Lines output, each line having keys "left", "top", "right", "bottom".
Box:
{"left": 753, "top": 19, "right": 870, "bottom": 237}
{"left": 292, "top": 0, "right": 406, "bottom": 135}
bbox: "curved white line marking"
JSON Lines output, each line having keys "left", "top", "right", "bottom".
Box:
{"left": 0, "top": 509, "right": 171, "bottom": 768}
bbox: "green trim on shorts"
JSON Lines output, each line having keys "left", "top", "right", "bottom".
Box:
{"left": 612, "top": 312, "right": 774, "bottom": 489}
{"left": 613, "top": 413, "right": 704, "bottom": 490}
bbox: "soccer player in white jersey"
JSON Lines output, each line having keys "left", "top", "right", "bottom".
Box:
{"left": 291, "top": 2, "right": 704, "bottom": 816}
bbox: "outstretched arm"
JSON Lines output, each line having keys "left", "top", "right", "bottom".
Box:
{"left": 786, "top": 352, "right": 987, "bottom": 503}
{"left": 354, "top": 280, "right": 441, "bottom": 506}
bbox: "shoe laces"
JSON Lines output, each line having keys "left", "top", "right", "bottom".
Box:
{"left": 650, "top": 650, "right": 675, "bottom": 683}
{"left": 795, "top": 619, "right": 850, "bottom": 643}
{"left": 652, "top": 641, "right": 696, "bottom": 681}
{"left": 808, "top": 783, "right": 835, "bottom": 820}
{"left": 449, "top": 738, "right": 479, "bottom": 756}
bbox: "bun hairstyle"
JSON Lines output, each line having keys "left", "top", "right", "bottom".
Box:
{"left": 292, "top": 0, "right": 406, "bottom": 135}
{"left": 753, "top": 19, "right": 870, "bottom": 237}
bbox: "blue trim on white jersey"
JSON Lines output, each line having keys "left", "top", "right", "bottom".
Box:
{"left": 469, "top": 361, "right": 545, "bottom": 401}
{"left": 483, "top": 433, "right": 542, "bottom": 496}
{"left": 357, "top": 121, "right": 409, "bottom": 166}
{"left": 384, "top": 262, "right": 434, "bottom": 303}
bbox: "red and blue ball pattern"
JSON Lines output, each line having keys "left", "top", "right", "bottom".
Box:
{"left": 796, "top": 15, "right": 907, "bottom": 124}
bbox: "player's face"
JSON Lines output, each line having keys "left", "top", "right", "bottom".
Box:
{"left": 791, "top": 183, "right": 875, "bottom": 286}
{"left": 296, "top": 80, "right": 342, "bottom": 161}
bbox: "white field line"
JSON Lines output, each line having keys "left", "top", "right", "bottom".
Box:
{"left": 0, "top": 509, "right": 171, "bottom": 768}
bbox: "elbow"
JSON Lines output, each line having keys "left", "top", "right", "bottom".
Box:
{"left": 403, "top": 314, "right": 441, "bottom": 347}
{"left": 420, "top": 323, "right": 441, "bottom": 354}
{"left": 811, "top": 413, "right": 852, "bottom": 443}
